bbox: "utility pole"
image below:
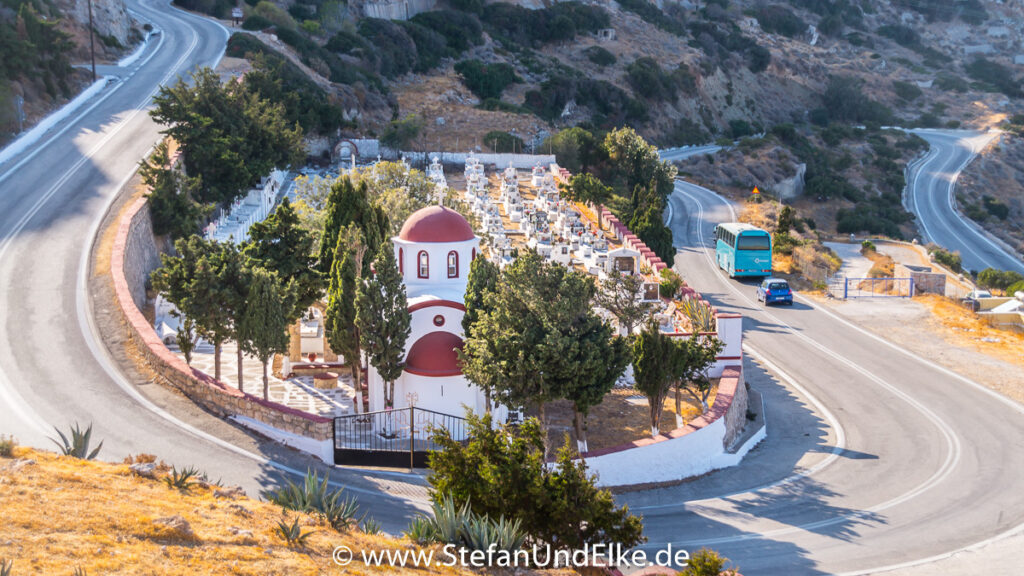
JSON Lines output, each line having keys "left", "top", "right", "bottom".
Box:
{"left": 87, "top": 0, "right": 97, "bottom": 82}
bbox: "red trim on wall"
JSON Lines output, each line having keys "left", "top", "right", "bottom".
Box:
{"left": 408, "top": 299, "right": 467, "bottom": 313}
{"left": 404, "top": 366, "right": 464, "bottom": 377}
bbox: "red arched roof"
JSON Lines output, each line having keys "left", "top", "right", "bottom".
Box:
{"left": 398, "top": 206, "right": 475, "bottom": 243}
{"left": 404, "top": 331, "right": 464, "bottom": 377}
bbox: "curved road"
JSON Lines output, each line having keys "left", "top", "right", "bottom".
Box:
{"left": 0, "top": 0, "right": 427, "bottom": 528}
{"left": 617, "top": 179, "right": 1024, "bottom": 574}
{"left": 906, "top": 129, "right": 1024, "bottom": 275}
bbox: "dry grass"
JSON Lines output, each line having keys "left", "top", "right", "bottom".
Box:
{"left": 917, "top": 294, "right": 1024, "bottom": 370}
{"left": 541, "top": 384, "right": 718, "bottom": 452}
{"left": 0, "top": 448, "right": 485, "bottom": 575}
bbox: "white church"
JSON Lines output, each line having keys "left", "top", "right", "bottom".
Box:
{"left": 364, "top": 204, "right": 504, "bottom": 419}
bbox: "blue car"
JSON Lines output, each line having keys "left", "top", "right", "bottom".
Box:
{"left": 757, "top": 278, "right": 793, "bottom": 306}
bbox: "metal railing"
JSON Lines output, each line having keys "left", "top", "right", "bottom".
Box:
{"left": 333, "top": 407, "right": 466, "bottom": 468}
{"left": 831, "top": 277, "right": 915, "bottom": 299}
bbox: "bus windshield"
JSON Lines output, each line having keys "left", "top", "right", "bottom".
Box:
{"left": 736, "top": 233, "right": 771, "bottom": 250}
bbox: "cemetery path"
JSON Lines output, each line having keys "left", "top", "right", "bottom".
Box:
{"left": 0, "top": 0, "right": 428, "bottom": 531}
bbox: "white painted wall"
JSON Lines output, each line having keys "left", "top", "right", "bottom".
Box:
{"left": 394, "top": 237, "right": 480, "bottom": 294}
{"left": 585, "top": 415, "right": 765, "bottom": 487}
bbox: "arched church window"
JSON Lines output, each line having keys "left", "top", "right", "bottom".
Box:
{"left": 418, "top": 251, "right": 429, "bottom": 279}
{"left": 398, "top": 247, "right": 404, "bottom": 274}
{"left": 447, "top": 251, "right": 459, "bottom": 278}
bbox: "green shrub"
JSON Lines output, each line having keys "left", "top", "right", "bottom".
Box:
{"left": 173, "top": 0, "right": 233, "bottom": 18}
{"left": 893, "top": 80, "right": 922, "bottom": 101}
{"left": 287, "top": 3, "right": 315, "bottom": 21}
{"left": 428, "top": 413, "right": 644, "bottom": 550}
{"left": 667, "top": 118, "right": 710, "bottom": 146}
{"left": 454, "top": 60, "right": 518, "bottom": 100}
{"left": 752, "top": 4, "right": 806, "bottom": 37}
{"left": 397, "top": 20, "right": 447, "bottom": 72}
{"left": 982, "top": 195, "right": 1009, "bottom": 220}
{"left": 966, "top": 57, "right": 1022, "bottom": 98}
{"left": 584, "top": 45, "right": 616, "bottom": 67}
{"left": 977, "top": 268, "right": 1024, "bottom": 291}
{"left": 0, "top": 435, "right": 16, "bottom": 457}
{"left": 1007, "top": 280, "right": 1024, "bottom": 295}
{"left": 861, "top": 240, "right": 876, "bottom": 253}
{"left": 930, "top": 247, "right": 963, "bottom": 273}
{"left": 242, "top": 14, "right": 272, "bottom": 30}
{"left": 410, "top": 10, "right": 483, "bottom": 56}
{"left": 659, "top": 268, "right": 683, "bottom": 298}
{"left": 820, "top": 76, "right": 893, "bottom": 125}
{"left": 358, "top": 18, "right": 417, "bottom": 78}
{"left": 681, "top": 547, "right": 731, "bottom": 576}
{"left": 380, "top": 115, "right": 423, "bottom": 150}
{"left": 252, "top": 0, "right": 296, "bottom": 30}
{"left": 618, "top": 0, "right": 685, "bottom": 35}
{"left": 935, "top": 73, "right": 968, "bottom": 93}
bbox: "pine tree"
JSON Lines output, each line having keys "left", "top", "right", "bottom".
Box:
{"left": 151, "top": 237, "right": 243, "bottom": 383}
{"left": 594, "top": 269, "right": 655, "bottom": 336}
{"left": 462, "top": 257, "right": 500, "bottom": 337}
{"left": 355, "top": 242, "right": 411, "bottom": 412}
{"left": 238, "top": 267, "right": 295, "bottom": 400}
{"left": 319, "top": 177, "right": 389, "bottom": 276}
{"left": 244, "top": 198, "right": 321, "bottom": 316}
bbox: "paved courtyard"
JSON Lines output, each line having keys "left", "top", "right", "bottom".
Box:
{"left": 166, "top": 339, "right": 355, "bottom": 417}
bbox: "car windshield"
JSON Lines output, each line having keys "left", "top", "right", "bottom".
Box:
{"left": 768, "top": 282, "right": 789, "bottom": 291}
{"left": 737, "top": 233, "right": 771, "bottom": 250}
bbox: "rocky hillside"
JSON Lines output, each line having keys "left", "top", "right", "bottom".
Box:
{"left": 217, "top": 0, "right": 1024, "bottom": 152}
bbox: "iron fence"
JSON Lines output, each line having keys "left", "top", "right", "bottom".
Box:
{"left": 333, "top": 407, "right": 466, "bottom": 468}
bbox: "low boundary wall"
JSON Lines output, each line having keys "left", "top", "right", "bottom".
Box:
{"left": 110, "top": 196, "right": 334, "bottom": 461}
{"left": 585, "top": 365, "right": 760, "bottom": 487}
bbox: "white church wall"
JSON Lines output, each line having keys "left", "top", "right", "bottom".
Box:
{"left": 394, "top": 238, "right": 480, "bottom": 294}
{"left": 409, "top": 305, "right": 465, "bottom": 339}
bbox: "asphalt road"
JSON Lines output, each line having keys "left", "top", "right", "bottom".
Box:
{"left": 620, "top": 178, "right": 1024, "bottom": 574}
{"left": 906, "top": 129, "right": 1024, "bottom": 275}
{"left": 0, "top": 0, "right": 428, "bottom": 530}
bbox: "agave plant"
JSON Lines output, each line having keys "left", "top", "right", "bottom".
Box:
{"left": 424, "top": 494, "right": 527, "bottom": 552}
{"left": 49, "top": 423, "right": 103, "bottom": 460}
{"left": 274, "top": 516, "right": 314, "bottom": 547}
{"left": 361, "top": 517, "right": 382, "bottom": 536}
{"left": 73, "top": 567, "right": 88, "bottom": 576}
{"left": 264, "top": 469, "right": 362, "bottom": 530}
{"left": 1, "top": 559, "right": 12, "bottom": 576}
{"left": 680, "top": 296, "right": 716, "bottom": 333}
{"left": 404, "top": 515, "right": 439, "bottom": 545}
{"left": 163, "top": 466, "right": 201, "bottom": 491}
{"left": 430, "top": 493, "right": 472, "bottom": 545}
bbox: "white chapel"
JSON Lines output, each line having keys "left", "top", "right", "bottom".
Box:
{"left": 364, "top": 204, "right": 501, "bottom": 418}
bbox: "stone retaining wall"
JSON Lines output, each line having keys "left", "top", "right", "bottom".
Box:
{"left": 111, "top": 197, "right": 334, "bottom": 445}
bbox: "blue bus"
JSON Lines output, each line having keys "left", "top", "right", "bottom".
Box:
{"left": 714, "top": 223, "right": 772, "bottom": 278}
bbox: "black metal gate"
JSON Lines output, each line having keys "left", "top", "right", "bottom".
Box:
{"left": 333, "top": 407, "right": 466, "bottom": 468}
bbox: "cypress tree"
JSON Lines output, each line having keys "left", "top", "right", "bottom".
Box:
{"left": 356, "top": 242, "right": 411, "bottom": 411}
{"left": 238, "top": 267, "right": 295, "bottom": 400}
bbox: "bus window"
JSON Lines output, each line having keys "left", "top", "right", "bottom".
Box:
{"left": 737, "top": 234, "right": 770, "bottom": 250}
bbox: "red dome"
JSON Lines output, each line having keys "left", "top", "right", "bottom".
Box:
{"left": 398, "top": 206, "right": 475, "bottom": 243}
{"left": 404, "top": 331, "right": 464, "bottom": 377}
